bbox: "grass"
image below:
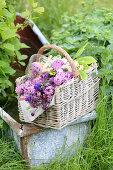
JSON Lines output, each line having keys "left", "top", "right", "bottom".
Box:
{"left": 34, "top": 86, "right": 113, "bottom": 170}
{"left": 0, "top": 137, "right": 26, "bottom": 170}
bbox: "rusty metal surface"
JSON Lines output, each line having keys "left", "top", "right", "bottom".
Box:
{"left": 0, "top": 107, "right": 43, "bottom": 138}
{"left": 0, "top": 107, "right": 22, "bottom": 136}
{"left": 20, "top": 136, "right": 30, "bottom": 169}
{"left": 21, "top": 124, "right": 43, "bottom": 137}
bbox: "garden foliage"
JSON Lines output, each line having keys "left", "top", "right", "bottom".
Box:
{"left": 0, "top": 0, "right": 28, "bottom": 102}
{"left": 0, "top": 0, "right": 44, "bottom": 104}
{"left": 50, "top": 7, "right": 113, "bottom": 98}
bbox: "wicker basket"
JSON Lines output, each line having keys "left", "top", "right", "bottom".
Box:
{"left": 17, "top": 45, "right": 99, "bottom": 129}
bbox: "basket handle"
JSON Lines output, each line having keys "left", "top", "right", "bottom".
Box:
{"left": 37, "top": 44, "right": 79, "bottom": 78}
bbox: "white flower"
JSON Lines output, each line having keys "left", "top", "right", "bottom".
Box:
{"left": 62, "top": 58, "right": 68, "bottom": 64}
{"left": 57, "top": 68, "right": 64, "bottom": 73}
{"left": 51, "top": 55, "right": 61, "bottom": 63}
{"left": 79, "top": 65, "right": 83, "bottom": 70}
{"left": 74, "top": 60, "right": 79, "bottom": 67}
{"left": 62, "top": 64, "right": 72, "bottom": 72}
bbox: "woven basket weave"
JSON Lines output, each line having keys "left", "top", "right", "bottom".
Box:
{"left": 17, "top": 45, "right": 99, "bottom": 129}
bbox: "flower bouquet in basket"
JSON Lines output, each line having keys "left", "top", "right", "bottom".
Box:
{"left": 16, "top": 44, "right": 99, "bottom": 129}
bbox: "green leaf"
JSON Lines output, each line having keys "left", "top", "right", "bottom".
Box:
{"left": 0, "top": 61, "right": 9, "bottom": 67}
{"left": 20, "top": 43, "right": 30, "bottom": 49}
{"left": 78, "top": 62, "right": 90, "bottom": 70}
{"left": 79, "top": 70, "right": 87, "bottom": 80}
{"left": 0, "top": 0, "right": 6, "bottom": 9}
{"left": 33, "top": 2, "right": 38, "bottom": 8}
{"left": 0, "top": 119, "right": 3, "bottom": 128}
{"left": 17, "top": 54, "right": 28, "bottom": 61}
{"left": 2, "top": 67, "right": 15, "bottom": 75}
{"left": 19, "top": 61, "right": 26, "bottom": 66}
{"left": 77, "top": 56, "right": 97, "bottom": 65}
{"left": 73, "top": 42, "right": 90, "bottom": 59}
{"left": 0, "top": 43, "right": 15, "bottom": 52}
{"left": 5, "top": 80, "right": 12, "bottom": 86}
{"left": 27, "top": 0, "right": 34, "bottom": 6}
{"left": 33, "top": 7, "right": 44, "bottom": 14}
{"left": 49, "top": 70, "right": 56, "bottom": 76}
{"left": 21, "top": 10, "right": 30, "bottom": 18}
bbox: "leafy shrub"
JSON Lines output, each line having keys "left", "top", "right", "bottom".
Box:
{"left": 0, "top": 0, "right": 44, "bottom": 105}
{"left": 50, "top": 7, "right": 113, "bottom": 98}
{"left": 0, "top": 0, "right": 29, "bottom": 104}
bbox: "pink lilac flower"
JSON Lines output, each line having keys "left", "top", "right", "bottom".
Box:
{"left": 54, "top": 71, "right": 73, "bottom": 86}
{"left": 36, "top": 91, "right": 42, "bottom": 97}
{"left": 54, "top": 72, "right": 66, "bottom": 86}
{"left": 15, "top": 84, "right": 24, "bottom": 94}
{"left": 33, "top": 77, "right": 41, "bottom": 84}
{"left": 44, "top": 86, "right": 55, "bottom": 95}
{"left": 64, "top": 71, "right": 73, "bottom": 82}
{"left": 52, "top": 60, "right": 64, "bottom": 72}
{"left": 24, "top": 86, "right": 36, "bottom": 95}
{"left": 30, "top": 62, "right": 42, "bottom": 76}
{"left": 24, "top": 80, "right": 36, "bottom": 95}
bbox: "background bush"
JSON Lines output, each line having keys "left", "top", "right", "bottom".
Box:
{"left": 50, "top": 7, "right": 113, "bottom": 99}
{"left": 0, "top": 0, "right": 29, "bottom": 106}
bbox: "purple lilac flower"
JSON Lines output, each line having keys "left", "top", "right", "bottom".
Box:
{"left": 41, "top": 94, "right": 52, "bottom": 105}
{"left": 30, "top": 62, "right": 42, "bottom": 76}
{"left": 41, "top": 94, "right": 53, "bottom": 110}
{"left": 52, "top": 60, "right": 64, "bottom": 72}
{"left": 24, "top": 80, "right": 36, "bottom": 95}
{"left": 36, "top": 91, "right": 42, "bottom": 97}
{"left": 33, "top": 77, "right": 41, "bottom": 84}
{"left": 26, "top": 95, "right": 32, "bottom": 103}
{"left": 44, "top": 86, "right": 55, "bottom": 95}
{"left": 31, "top": 97, "right": 42, "bottom": 108}
{"left": 49, "top": 77, "right": 56, "bottom": 87}
{"left": 64, "top": 71, "right": 73, "bottom": 82}
{"left": 41, "top": 72, "right": 49, "bottom": 79}
{"left": 15, "top": 84, "right": 24, "bottom": 94}
{"left": 26, "top": 95, "right": 42, "bottom": 108}
{"left": 34, "top": 82, "right": 41, "bottom": 91}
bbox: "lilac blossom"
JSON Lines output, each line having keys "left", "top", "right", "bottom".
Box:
{"left": 44, "top": 86, "right": 55, "bottom": 95}
{"left": 41, "top": 72, "right": 49, "bottom": 79}
{"left": 24, "top": 80, "right": 35, "bottom": 95}
{"left": 16, "top": 58, "right": 74, "bottom": 111}
{"left": 30, "top": 62, "right": 42, "bottom": 76}
{"left": 34, "top": 82, "right": 42, "bottom": 92}
{"left": 64, "top": 71, "right": 73, "bottom": 82}
{"left": 15, "top": 84, "right": 24, "bottom": 94}
{"left": 52, "top": 60, "right": 64, "bottom": 72}
{"left": 54, "top": 72, "right": 65, "bottom": 86}
{"left": 33, "top": 77, "right": 41, "bottom": 84}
